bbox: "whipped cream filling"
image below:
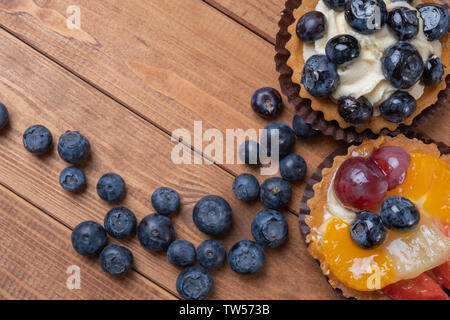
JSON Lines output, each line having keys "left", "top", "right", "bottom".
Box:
{"left": 303, "top": 0, "right": 442, "bottom": 111}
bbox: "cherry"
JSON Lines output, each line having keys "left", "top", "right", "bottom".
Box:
{"left": 369, "top": 146, "right": 410, "bottom": 190}
{"left": 334, "top": 157, "right": 388, "bottom": 210}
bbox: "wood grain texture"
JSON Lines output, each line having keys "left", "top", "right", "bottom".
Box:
{"left": 0, "top": 0, "right": 343, "bottom": 216}
{"left": 0, "top": 29, "right": 341, "bottom": 299}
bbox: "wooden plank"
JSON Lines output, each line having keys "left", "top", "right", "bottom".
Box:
{"left": 0, "top": 30, "right": 340, "bottom": 299}
{"left": 0, "top": 184, "right": 175, "bottom": 300}
{"left": 0, "top": 0, "right": 344, "bottom": 216}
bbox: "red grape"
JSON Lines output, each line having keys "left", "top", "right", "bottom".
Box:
{"left": 369, "top": 146, "right": 410, "bottom": 190}
{"left": 333, "top": 157, "right": 388, "bottom": 210}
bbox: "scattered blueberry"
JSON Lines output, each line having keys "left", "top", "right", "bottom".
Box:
{"left": 325, "top": 34, "right": 360, "bottom": 65}
{"left": 238, "top": 140, "right": 261, "bottom": 165}
{"left": 251, "top": 209, "right": 288, "bottom": 248}
{"left": 71, "top": 221, "right": 107, "bottom": 256}
{"left": 381, "top": 195, "right": 420, "bottom": 232}
{"left": 59, "top": 166, "right": 86, "bottom": 193}
{"left": 387, "top": 7, "right": 419, "bottom": 41}
{"left": 292, "top": 114, "right": 320, "bottom": 139}
{"left": 350, "top": 211, "right": 387, "bottom": 249}
{"left": 301, "top": 54, "right": 339, "bottom": 98}
{"left": 232, "top": 173, "right": 260, "bottom": 202}
{"left": 167, "top": 240, "right": 196, "bottom": 267}
{"left": 379, "top": 91, "right": 416, "bottom": 123}
{"left": 97, "top": 173, "right": 125, "bottom": 202}
{"left": 422, "top": 55, "right": 444, "bottom": 86}
{"left": 345, "top": 0, "right": 387, "bottom": 34}
{"left": 382, "top": 42, "right": 424, "bottom": 89}
{"left": 100, "top": 244, "right": 133, "bottom": 276}
{"left": 193, "top": 195, "right": 232, "bottom": 236}
{"left": 324, "top": 0, "right": 349, "bottom": 11}
{"left": 228, "top": 240, "right": 265, "bottom": 275}
{"left": 138, "top": 214, "right": 175, "bottom": 251}
{"left": 0, "top": 103, "right": 8, "bottom": 130}
{"left": 104, "top": 206, "right": 137, "bottom": 239}
{"left": 260, "top": 122, "right": 296, "bottom": 158}
{"left": 23, "top": 125, "right": 53, "bottom": 154}
{"left": 151, "top": 187, "right": 180, "bottom": 216}
{"left": 280, "top": 154, "right": 307, "bottom": 182}
{"left": 251, "top": 87, "right": 283, "bottom": 118}
{"left": 57, "top": 131, "right": 90, "bottom": 164}
{"left": 417, "top": 4, "right": 449, "bottom": 41}
{"left": 260, "top": 177, "right": 292, "bottom": 209}
{"left": 197, "top": 239, "right": 227, "bottom": 270}
{"left": 337, "top": 96, "right": 373, "bottom": 126}
{"left": 296, "top": 11, "right": 327, "bottom": 42}
{"left": 176, "top": 266, "right": 213, "bottom": 300}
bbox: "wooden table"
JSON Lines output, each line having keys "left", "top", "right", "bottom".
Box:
{"left": 0, "top": 0, "right": 447, "bottom": 300}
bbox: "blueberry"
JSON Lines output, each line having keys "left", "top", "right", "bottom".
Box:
{"left": 251, "top": 209, "right": 288, "bottom": 248}
{"left": 0, "top": 103, "right": 9, "bottom": 130}
{"left": 301, "top": 55, "right": 339, "bottom": 98}
{"left": 228, "top": 240, "right": 265, "bottom": 275}
{"left": 350, "top": 211, "right": 386, "bottom": 249}
{"left": 193, "top": 195, "right": 232, "bottom": 236}
{"left": 97, "top": 173, "right": 125, "bottom": 202}
{"left": 71, "top": 221, "right": 107, "bottom": 256}
{"left": 260, "top": 122, "right": 296, "bottom": 158}
{"left": 151, "top": 187, "right": 180, "bottom": 216}
{"left": 167, "top": 240, "right": 196, "bottom": 267}
{"left": 387, "top": 7, "right": 419, "bottom": 41}
{"left": 100, "top": 244, "right": 133, "bottom": 276}
{"left": 59, "top": 166, "right": 86, "bottom": 193}
{"left": 380, "top": 90, "right": 416, "bottom": 123}
{"left": 325, "top": 34, "right": 360, "bottom": 65}
{"left": 196, "top": 239, "right": 227, "bottom": 270}
{"left": 296, "top": 11, "right": 327, "bottom": 42}
{"left": 345, "top": 0, "right": 388, "bottom": 34}
{"left": 422, "top": 55, "right": 444, "bottom": 86}
{"left": 232, "top": 173, "right": 260, "bottom": 202}
{"left": 324, "top": 0, "right": 349, "bottom": 11}
{"left": 380, "top": 196, "right": 420, "bottom": 232}
{"left": 238, "top": 140, "right": 261, "bottom": 165}
{"left": 104, "top": 206, "right": 137, "bottom": 239}
{"left": 176, "top": 266, "right": 213, "bottom": 300}
{"left": 57, "top": 131, "right": 90, "bottom": 164}
{"left": 137, "top": 214, "right": 175, "bottom": 251}
{"left": 251, "top": 87, "right": 283, "bottom": 118}
{"left": 280, "top": 154, "right": 307, "bottom": 182}
{"left": 23, "top": 125, "right": 52, "bottom": 154}
{"left": 382, "top": 42, "right": 424, "bottom": 90}
{"left": 337, "top": 96, "right": 373, "bottom": 126}
{"left": 417, "top": 4, "right": 449, "bottom": 41}
{"left": 292, "top": 115, "right": 320, "bottom": 139}
{"left": 260, "top": 177, "right": 292, "bottom": 209}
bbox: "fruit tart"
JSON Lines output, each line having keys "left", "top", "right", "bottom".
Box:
{"left": 305, "top": 135, "right": 450, "bottom": 299}
{"left": 277, "top": 0, "right": 449, "bottom": 142}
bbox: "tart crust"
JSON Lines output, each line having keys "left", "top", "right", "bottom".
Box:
{"left": 286, "top": 0, "right": 450, "bottom": 134}
{"left": 305, "top": 135, "right": 450, "bottom": 299}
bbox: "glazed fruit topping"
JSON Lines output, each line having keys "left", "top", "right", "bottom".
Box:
{"left": 379, "top": 90, "right": 416, "bottom": 123}
{"left": 350, "top": 211, "right": 387, "bottom": 249}
{"left": 324, "top": 0, "right": 349, "bottom": 11}
{"left": 296, "top": 11, "right": 327, "bottom": 42}
{"left": 251, "top": 87, "right": 283, "bottom": 118}
{"left": 382, "top": 42, "right": 424, "bottom": 90}
{"left": 337, "top": 96, "right": 373, "bottom": 126}
{"left": 380, "top": 195, "right": 420, "bottom": 233}
{"left": 369, "top": 146, "right": 411, "bottom": 190}
{"left": 382, "top": 273, "right": 449, "bottom": 300}
{"left": 387, "top": 7, "right": 419, "bottom": 41}
{"left": 334, "top": 157, "right": 388, "bottom": 210}
{"left": 345, "top": 0, "right": 388, "bottom": 34}
{"left": 417, "top": 4, "right": 449, "bottom": 41}
{"left": 422, "top": 55, "right": 445, "bottom": 87}
{"left": 325, "top": 34, "right": 360, "bottom": 65}
{"left": 301, "top": 54, "right": 339, "bottom": 98}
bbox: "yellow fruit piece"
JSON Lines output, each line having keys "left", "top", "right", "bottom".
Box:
{"left": 424, "top": 164, "right": 450, "bottom": 224}
{"left": 322, "top": 218, "right": 395, "bottom": 291}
